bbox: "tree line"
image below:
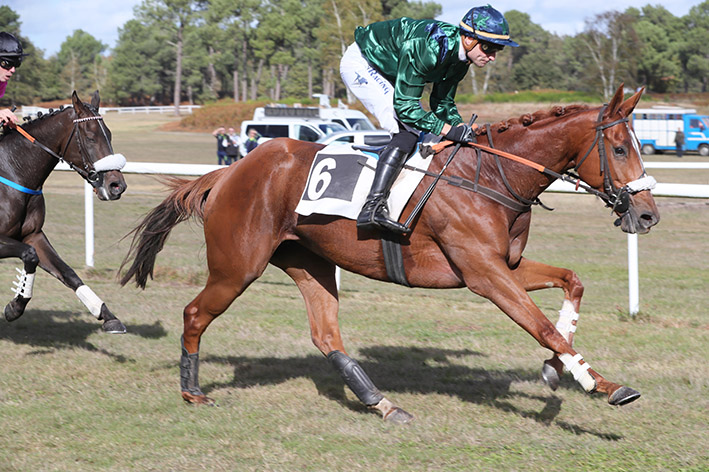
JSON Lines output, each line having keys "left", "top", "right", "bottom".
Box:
{"left": 2, "top": 0, "right": 709, "bottom": 111}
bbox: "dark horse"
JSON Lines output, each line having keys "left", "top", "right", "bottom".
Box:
{"left": 1, "top": 91, "right": 127, "bottom": 333}
{"left": 121, "top": 85, "right": 659, "bottom": 422}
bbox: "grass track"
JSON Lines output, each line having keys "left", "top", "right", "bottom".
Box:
{"left": 0, "top": 110, "right": 707, "bottom": 471}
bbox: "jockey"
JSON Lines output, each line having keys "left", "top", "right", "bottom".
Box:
{"left": 340, "top": 5, "right": 518, "bottom": 234}
{"left": 0, "top": 32, "right": 28, "bottom": 127}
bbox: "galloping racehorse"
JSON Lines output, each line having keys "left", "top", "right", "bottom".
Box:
{"left": 121, "top": 85, "right": 659, "bottom": 422}
{"left": 0, "top": 91, "right": 128, "bottom": 333}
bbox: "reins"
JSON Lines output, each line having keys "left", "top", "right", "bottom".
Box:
{"left": 426, "top": 105, "right": 656, "bottom": 215}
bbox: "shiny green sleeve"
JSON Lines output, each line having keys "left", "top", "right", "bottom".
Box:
{"left": 392, "top": 38, "right": 449, "bottom": 135}
{"left": 430, "top": 66, "right": 467, "bottom": 126}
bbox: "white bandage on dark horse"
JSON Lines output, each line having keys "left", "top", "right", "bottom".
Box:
{"left": 555, "top": 299, "right": 579, "bottom": 341}
{"left": 76, "top": 285, "right": 104, "bottom": 318}
{"left": 12, "top": 268, "right": 35, "bottom": 298}
{"left": 93, "top": 153, "right": 126, "bottom": 172}
{"left": 559, "top": 353, "right": 596, "bottom": 392}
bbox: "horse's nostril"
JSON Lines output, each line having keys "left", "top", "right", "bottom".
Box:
{"left": 110, "top": 181, "right": 126, "bottom": 196}
{"left": 640, "top": 212, "right": 659, "bottom": 228}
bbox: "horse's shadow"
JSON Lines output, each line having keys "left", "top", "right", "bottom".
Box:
{"left": 0, "top": 309, "right": 167, "bottom": 362}
{"left": 201, "top": 345, "right": 622, "bottom": 440}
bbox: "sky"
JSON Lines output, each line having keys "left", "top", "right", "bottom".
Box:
{"left": 4, "top": 0, "right": 701, "bottom": 57}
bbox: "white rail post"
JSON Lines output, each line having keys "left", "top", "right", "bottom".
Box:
{"left": 84, "top": 181, "right": 94, "bottom": 267}
{"left": 627, "top": 233, "right": 639, "bottom": 315}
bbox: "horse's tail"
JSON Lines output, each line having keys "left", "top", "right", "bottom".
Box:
{"left": 119, "top": 169, "right": 227, "bottom": 289}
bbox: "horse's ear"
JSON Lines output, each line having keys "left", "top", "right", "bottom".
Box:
{"left": 72, "top": 91, "right": 90, "bottom": 117}
{"left": 619, "top": 87, "right": 644, "bottom": 117}
{"left": 604, "top": 83, "right": 626, "bottom": 119}
{"left": 91, "top": 90, "right": 100, "bottom": 109}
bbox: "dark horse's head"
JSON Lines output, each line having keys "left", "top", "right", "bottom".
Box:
{"left": 63, "top": 91, "right": 127, "bottom": 200}
{"left": 572, "top": 85, "right": 660, "bottom": 234}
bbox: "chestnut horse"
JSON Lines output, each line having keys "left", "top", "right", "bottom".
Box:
{"left": 0, "top": 91, "right": 127, "bottom": 333}
{"left": 121, "top": 85, "right": 659, "bottom": 422}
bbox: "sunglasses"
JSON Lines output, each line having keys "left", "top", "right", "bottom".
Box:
{"left": 0, "top": 58, "right": 22, "bottom": 71}
{"left": 479, "top": 41, "right": 504, "bottom": 55}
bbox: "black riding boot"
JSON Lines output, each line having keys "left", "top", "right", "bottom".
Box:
{"left": 357, "top": 146, "right": 411, "bottom": 234}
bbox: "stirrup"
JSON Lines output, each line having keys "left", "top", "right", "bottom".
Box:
{"left": 357, "top": 200, "right": 410, "bottom": 235}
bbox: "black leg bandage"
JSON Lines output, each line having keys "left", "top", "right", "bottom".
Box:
{"left": 328, "top": 350, "right": 384, "bottom": 406}
{"left": 180, "top": 336, "right": 204, "bottom": 396}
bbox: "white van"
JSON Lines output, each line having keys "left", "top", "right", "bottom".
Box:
{"left": 318, "top": 108, "right": 377, "bottom": 131}
{"left": 239, "top": 118, "right": 347, "bottom": 154}
{"left": 250, "top": 105, "right": 377, "bottom": 131}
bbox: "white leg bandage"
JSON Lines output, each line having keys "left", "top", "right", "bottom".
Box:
{"left": 12, "top": 268, "right": 35, "bottom": 299}
{"left": 555, "top": 299, "right": 579, "bottom": 342}
{"left": 559, "top": 353, "right": 596, "bottom": 392}
{"left": 76, "top": 285, "right": 104, "bottom": 318}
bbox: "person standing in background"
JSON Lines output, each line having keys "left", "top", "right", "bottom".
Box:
{"left": 225, "top": 126, "right": 242, "bottom": 163}
{"left": 244, "top": 128, "right": 260, "bottom": 154}
{"left": 212, "top": 126, "right": 229, "bottom": 165}
{"left": 674, "top": 128, "right": 685, "bottom": 158}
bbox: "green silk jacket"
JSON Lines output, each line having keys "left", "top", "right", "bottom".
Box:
{"left": 354, "top": 17, "right": 469, "bottom": 135}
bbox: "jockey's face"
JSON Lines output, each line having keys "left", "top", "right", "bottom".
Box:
{"left": 467, "top": 42, "right": 498, "bottom": 68}
{"left": 0, "top": 58, "right": 14, "bottom": 82}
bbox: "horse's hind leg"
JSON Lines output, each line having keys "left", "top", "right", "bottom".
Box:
{"left": 512, "top": 257, "right": 585, "bottom": 391}
{"left": 180, "top": 268, "right": 259, "bottom": 405}
{"left": 270, "top": 243, "right": 413, "bottom": 423}
{"left": 0, "top": 237, "right": 40, "bottom": 322}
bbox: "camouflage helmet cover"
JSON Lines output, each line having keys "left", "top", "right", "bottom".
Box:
{"left": 460, "top": 5, "right": 519, "bottom": 47}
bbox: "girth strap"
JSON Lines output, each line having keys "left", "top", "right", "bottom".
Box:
{"left": 381, "top": 235, "right": 410, "bottom": 287}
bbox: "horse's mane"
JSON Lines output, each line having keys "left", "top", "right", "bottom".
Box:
{"left": 475, "top": 104, "right": 592, "bottom": 137}
{"left": 0, "top": 105, "right": 80, "bottom": 143}
{"left": 21, "top": 105, "right": 74, "bottom": 127}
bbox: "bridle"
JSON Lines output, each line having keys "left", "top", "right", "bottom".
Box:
{"left": 573, "top": 106, "right": 656, "bottom": 215}
{"left": 14, "top": 107, "right": 126, "bottom": 189}
{"left": 424, "top": 104, "right": 656, "bottom": 217}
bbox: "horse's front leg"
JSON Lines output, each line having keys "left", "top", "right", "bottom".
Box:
{"left": 24, "top": 231, "right": 126, "bottom": 333}
{"left": 464, "top": 258, "right": 640, "bottom": 406}
{"left": 512, "top": 257, "right": 584, "bottom": 391}
{"left": 0, "top": 235, "right": 40, "bottom": 322}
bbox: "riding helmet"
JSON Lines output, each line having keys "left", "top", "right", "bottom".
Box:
{"left": 0, "top": 32, "right": 28, "bottom": 58}
{"left": 459, "top": 5, "right": 519, "bottom": 47}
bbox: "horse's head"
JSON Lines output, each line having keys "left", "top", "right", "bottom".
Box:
{"left": 574, "top": 85, "right": 660, "bottom": 234}
{"left": 63, "top": 91, "right": 127, "bottom": 201}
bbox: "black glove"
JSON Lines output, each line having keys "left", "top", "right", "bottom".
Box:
{"left": 444, "top": 124, "right": 474, "bottom": 143}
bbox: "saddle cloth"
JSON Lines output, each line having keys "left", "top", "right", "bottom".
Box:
{"left": 295, "top": 144, "right": 434, "bottom": 220}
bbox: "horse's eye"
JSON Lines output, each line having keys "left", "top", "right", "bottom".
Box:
{"left": 614, "top": 146, "right": 626, "bottom": 157}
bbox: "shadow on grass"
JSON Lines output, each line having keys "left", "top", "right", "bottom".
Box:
{"left": 200, "top": 345, "right": 622, "bottom": 441}
{"left": 0, "top": 309, "right": 168, "bottom": 362}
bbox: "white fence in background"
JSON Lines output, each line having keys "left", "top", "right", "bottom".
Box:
{"left": 56, "top": 161, "right": 708, "bottom": 316}
{"left": 21, "top": 105, "right": 201, "bottom": 118}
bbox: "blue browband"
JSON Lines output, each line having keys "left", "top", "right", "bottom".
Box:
{"left": 0, "top": 175, "right": 42, "bottom": 195}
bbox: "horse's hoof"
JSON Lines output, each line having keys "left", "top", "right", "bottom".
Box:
{"left": 383, "top": 407, "right": 414, "bottom": 424}
{"left": 4, "top": 297, "right": 29, "bottom": 322}
{"left": 608, "top": 386, "right": 641, "bottom": 406}
{"left": 182, "top": 392, "right": 217, "bottom": 407}
{"left": 101, "top": 318, "right": 127, "bottom": 334}
{"left": 4, "top": 303, "right": 20, "bottom": 322}
{"left": 542, "top": 360, "right": 559, "bottom": 391}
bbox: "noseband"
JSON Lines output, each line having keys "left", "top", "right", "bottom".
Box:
{"left": 61, "top": 113, "right": 126, "bottom": 186}
{"left": 574, "top": 106, "right": 656, "bottom": 215}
